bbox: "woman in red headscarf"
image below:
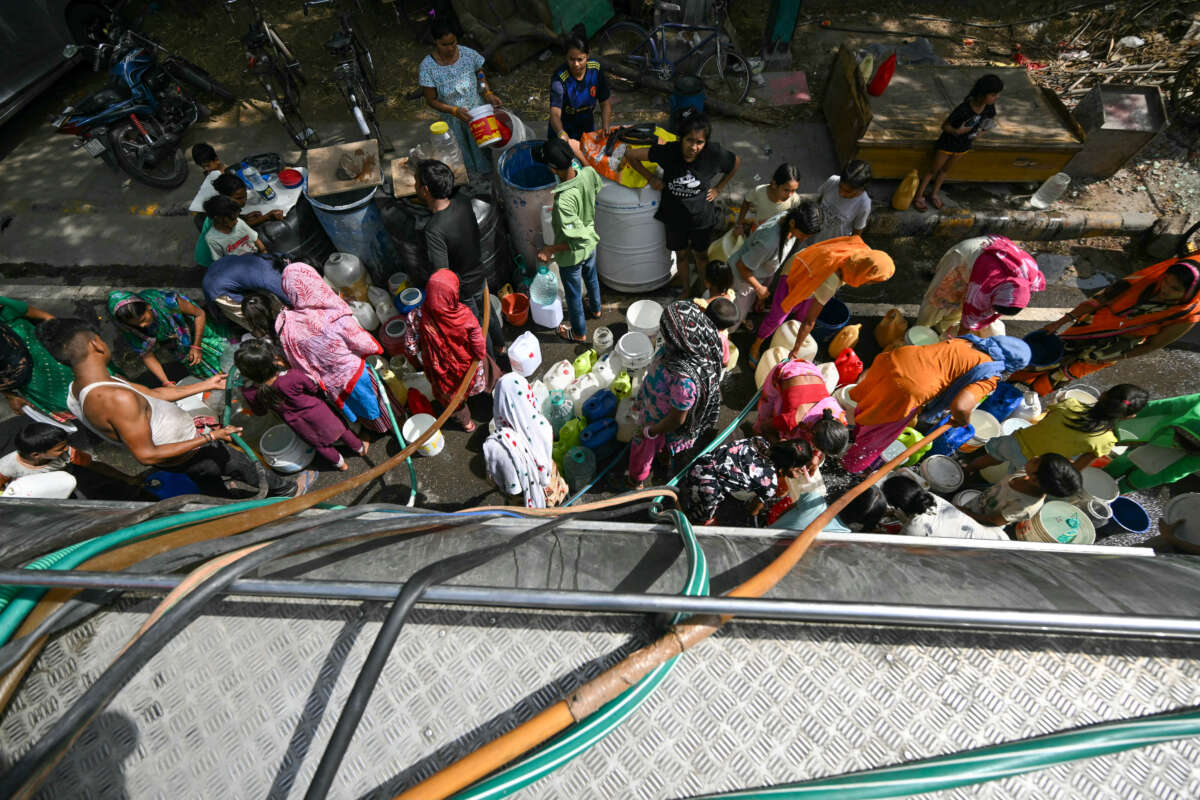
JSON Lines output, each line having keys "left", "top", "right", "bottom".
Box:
{"left": 1010, "top": 257, "right": 1200, "bottom": 396}
{"left": 399, "top": 269, "right": 500, "bottom": 431}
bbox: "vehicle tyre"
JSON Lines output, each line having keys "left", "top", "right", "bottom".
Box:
{"left": 698, "top": 49, "right": 751, "bottom": 105}
{"left": 107, "top": 119, "right": 188, "bottom": 189}
{"left": 65, "top": 1, "right": 109, "bottom": 45}
{"left": 592, "top": 22, "right": 655, "bottom": 76}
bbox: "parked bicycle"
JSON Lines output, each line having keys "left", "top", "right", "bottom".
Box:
{"left": 224, "top": 0, "right": 318, "bottom": 147}
{"left": 304, "top": 0, "right": 390, "bottom": 150}
{"left": 593, "top": 0, "right": 750, "bottom": 105}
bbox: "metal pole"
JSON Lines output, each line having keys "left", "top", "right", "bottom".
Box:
{"left": 3, "top": 568, "right": 1200, "bottom": 640}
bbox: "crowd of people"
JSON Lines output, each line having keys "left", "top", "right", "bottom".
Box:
{"left": 2, "top": 42, "right": 1198, "bottom": 547}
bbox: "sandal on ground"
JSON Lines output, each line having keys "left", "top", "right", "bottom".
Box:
{"left": 356, "top": 442, "right": 369, "bottom": 457}
{"left": 930, "top": 196, "right": 944, "bottom": 210}
{"left": 556, "top": 324, "right": 586, "bottom": 343}
{"left": 335, "top": 456, "right": 349, "bottom": 471}
{"left": 624, "top": 473, "right": 644, "bottom": 491}
{"left": 589, "top": 309, "right": 603, "bottom": 319}
{"left": 289, "top": 469, "right": 318, "bottom": 497}
{"left": 912, "top": 196, "right": 928, "bottom": 211}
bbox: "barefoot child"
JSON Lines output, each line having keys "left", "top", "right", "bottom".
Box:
{"left": 914, "top": 74, "right": 1004, "bottom": 211}
{"left": 235, "top": 339, "right": 367, "bottom": 471}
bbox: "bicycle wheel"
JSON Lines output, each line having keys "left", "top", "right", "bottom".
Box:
{"left": 592, "top": 22, "right": 655, "bottom": 75}
{"left": 261, "top": 73, "right": 314, "bottom": 148}
{"left": 699, "top": 48, "right": 751, "bottom": 105}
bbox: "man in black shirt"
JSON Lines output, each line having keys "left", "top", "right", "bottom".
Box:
{"left": 415, "top": 160, "right": 505, "bottom": 355}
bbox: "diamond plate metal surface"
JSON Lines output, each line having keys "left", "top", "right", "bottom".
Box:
{"left": 4, "top": 592, "right": 1200, "bottom": 800}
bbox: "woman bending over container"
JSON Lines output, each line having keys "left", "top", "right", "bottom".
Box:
{"left": 1104, "top": 391, "right": 1200, "bottom": 492}
{"left": 843, "top": 335, "right": 1031, "bottom": 473}
{"left": 916, "top": 235, "right": 1045, "bottom": 336}
{"left": 1009, "top": 257, "right": 1200, "bottom": 395}
{"left": 627, "top": 301, "right": 724, "bottom": 488}
{"left": 683, "top": 437, "right": 809, "bottom": 525}
{"left": 275, "top": 263, "right": 389, "bottom": 434}
{"left": 0, "top": 296, "right": 76, "bottom": 417}
{"left": 729, "top": 202, "right": 823, "bottom": 334}
{"left": 751, "top": 234, "right": 895, "bottom": 363}
{"left": 108, "top": 289, "right": 228, "bottom": 384}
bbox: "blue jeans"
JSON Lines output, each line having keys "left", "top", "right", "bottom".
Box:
{"left": 560, "top": 250, "right": 601, "bottom": 338}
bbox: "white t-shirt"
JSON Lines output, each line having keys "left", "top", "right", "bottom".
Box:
{"left": 745, "top": 184, "right": 802, "bottom": 224}
{"left": 0, "top": 450, "right": 69, "bottom": 481}
{"left": 205, "top": 218, "right": 259, "bottom": 261}
{"left": 901, "top": 495, "right": 1008, "bottom": 540}
{"left": 812, "top": 175, "right": 871, "bottom": 244}
{"left": 964, "top": 475, "right": 1044, "bottom": 524}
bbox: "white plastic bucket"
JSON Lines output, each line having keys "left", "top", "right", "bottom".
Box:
{"left": 1016, "top": 500, "right": 1095, "bottom": 544}
{"left": 616, "top": 332, "right": 654, "bottom": 372}
{"left": 1084, "top": 499, "right": 1113, "bottom": 525}
{"left": 1001, "top": 417, "right": 1033, "bottom": 436}
{"left": 833, "top": 384, "right": 858, "bottom": 425}
{"left": 402, "top": 413, "right": 445, "bottom": 456}
{"left": 1077, "top": 467, "right": 1120, "bottom": 504}
{"left": 953, "top": 488, "right": 982, "bottom": 508}
{"left": 260, "top": 424, "right": 315, "bottom": 473}
{"left": 530, "top": 298, "right": 564, "bottom": 328}
{"left": 905, "top": 325, "right": 939, "bottom": 346}
{"left": 468, "top": 104, "right": 502, "bottom": 147}
{"left": 768, "top": 321, "right": 817, "bottom": 361}
{"left": 962, "top": 409, "right": 1001, "bottom": 452}
{"left": 626, "top": 299, "right": 664, "bottom": 339}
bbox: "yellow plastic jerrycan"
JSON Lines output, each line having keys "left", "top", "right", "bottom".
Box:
{"left": 892, "top": 169, "right": 919, "bottom": 211}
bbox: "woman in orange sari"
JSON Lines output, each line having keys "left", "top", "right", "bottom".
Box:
{"left": 749, "top": 235, "right": 894, "bottom": 362}
{"left": 1010, "top": 258, "right": 1200, "bottom": 395}
{"left": 843, "top": 335, "right": 1031, "bottom": 473}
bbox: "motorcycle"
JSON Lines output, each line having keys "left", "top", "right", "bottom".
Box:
{"left": 52, "top": 18, "right": 234, "bottom": 189}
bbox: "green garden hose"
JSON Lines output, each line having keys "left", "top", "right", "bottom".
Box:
{"left": 0, "top": 497, "right": 283, "bottom": 645}
{"left": 450, "top": 508, "right": 708, "bottom": 800}
{"left": 366, "top": 363, "right": 418, "bottom": 507}
{"left": 681, "top": 707, "right": 1200, "bottom": 799}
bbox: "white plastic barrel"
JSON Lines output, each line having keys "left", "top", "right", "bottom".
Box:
{"left": 595, "top": 180, "right": 675, "bottom": 292}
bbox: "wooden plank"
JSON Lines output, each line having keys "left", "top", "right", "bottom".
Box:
{"left": 390, "top": 156, "right": 468, "bottom": 198}
{"left": 859, "top": 66, "right": 1083, "bottom": 149}
{"left": 306, "top": 140, "right": 383, "bottom": 198}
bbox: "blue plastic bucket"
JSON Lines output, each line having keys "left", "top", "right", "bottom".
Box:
{"left": 928, "top": 424, "right": 974, "bottom": 456}
{"left": 812, "top": 297, "right": 850, "bottom": 344}
{"left": 1023, "top": 330, "right": 1065, "bottom": 368}
{"left": 670, "top": 75, "right": 706, "bottom": 114}
{"left": 305, "top": 186, "right": 398, "bottom": 285}
{"left": 978, "top": 382, "right": 1024, "bottom": 423}
{"left": 1100, "top": 496, "right": 1151, "bottom": 536}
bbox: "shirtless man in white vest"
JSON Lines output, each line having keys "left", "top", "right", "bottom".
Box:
{"left": 38, "top": 317, "right": 298, "bottom": 497}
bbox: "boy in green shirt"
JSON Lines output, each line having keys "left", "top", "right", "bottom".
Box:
{"left": 536, "top": 137, "right": 604, "bottom": 342}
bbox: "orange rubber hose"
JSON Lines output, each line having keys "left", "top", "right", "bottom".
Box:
{"left": 394, "top": 424, "right": 950, "bottom": 800}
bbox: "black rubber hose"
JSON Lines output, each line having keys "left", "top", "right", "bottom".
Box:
{"left": 0, "top": 504, "right": 429, "bottom": 674}
{"left": 302, "top": 501, "right": 655, "bottom": 800}
{"left": 0, "top": 511, "right": 500, "bottom": 799}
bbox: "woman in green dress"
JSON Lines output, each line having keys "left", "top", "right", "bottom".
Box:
{"left": 107, "top": 290, "right": 228, "bottom": 385}
{"left": 1104, "top": 392, "right": 1200, "bottom": 492}
{"left": 0, "top": 296, "right": 76, "bottom": 417}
